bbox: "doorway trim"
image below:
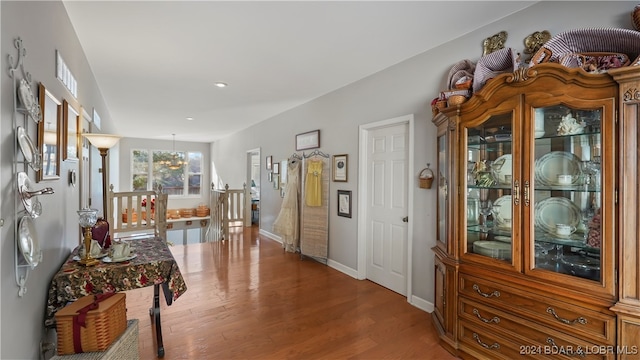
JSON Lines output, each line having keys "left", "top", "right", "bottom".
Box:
{"left": 245, "top": 148, "right": 260, "bottom": 227}
{"left": 357, "top": 114, "right": 415, "bottom": 300}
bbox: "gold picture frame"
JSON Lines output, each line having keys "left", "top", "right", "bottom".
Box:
{"left": 37, "top": 83, "right": 61, "bottom": 181}
{"left": 62, "top": 99, "right": 79, "bottom": 162}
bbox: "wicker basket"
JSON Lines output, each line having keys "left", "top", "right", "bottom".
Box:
{"left": 51, "top": 319, "right": 139, "bottom": 360}
{"left": 55, "top": 293, "right": 127, "bottom": 355}
{"left": 530, "top": 28, "right": 640, "bottom": 66}
{"left": 419, "top": 166, "right": 434, "bottom": 189}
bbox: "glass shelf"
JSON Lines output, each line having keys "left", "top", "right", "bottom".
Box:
{"left": 467, "top": 224, "right": 598, "bottom": 252}
{"left": 469, "top": 130, "right": 601, "bottom": 148}
{"left": 534, "top": 185, "right": 601, "bottom": 192}
{"left": 468, "top": 184, "right": 512, "bottom": 190}
{"left": 535, "top": 130, "right": 601, "bottom": 141}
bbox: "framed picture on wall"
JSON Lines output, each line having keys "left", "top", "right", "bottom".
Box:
{"left": 295, "top": 129, "right": 320, "bottom": 151}
{"left": 266, "top": 155, "right": 273, "bottom": 170}
{"left": 273, "top": 162, "right": 280, "bottom": 174}
{"left": 37, "top": 83, "right": 61, "bottom": 182}
{"left": 62, "top": 99, "right": 79, "bottom": 162}
{"left": 333, "top": 154, "right": 348, "bottom": 182}
{"left": 338, "top": 190, "right": 352, "bottom": 218}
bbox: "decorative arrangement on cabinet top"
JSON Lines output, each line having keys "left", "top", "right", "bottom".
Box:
{"left": 432, "top": 25, "right": 640, "bottom": 116}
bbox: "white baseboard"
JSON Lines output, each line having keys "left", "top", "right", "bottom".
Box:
{"left": 409, "top": 294, "right": 433, "bottom": 313}
{"left": 327, "top": 259, "right": 358, "bottom": 279}
{"left": 259, "top": 229, "right": 282, "bottom": 243}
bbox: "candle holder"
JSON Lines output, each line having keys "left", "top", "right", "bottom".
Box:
{"left": 77, "top": 208, "right": 100, "bottom": 266}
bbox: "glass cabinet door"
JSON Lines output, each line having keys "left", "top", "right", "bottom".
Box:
{"left": 531, "top": 105, "right": 602, "bottom": 282}
{"left": 464, "top": 113, "right": 514, "bottom": 264}
{"left": 436, "top": 133, "right": 448, "bottom": 247}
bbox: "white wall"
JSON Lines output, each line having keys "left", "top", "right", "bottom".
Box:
{"left": 1, "top": 2, "right": 116, "bottom": 359}
{"left": 211, "top": 1, "right": 637, "bottom": 308}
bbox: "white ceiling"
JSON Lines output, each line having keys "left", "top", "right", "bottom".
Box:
{"left": 63, "top": 1, "right": 534, "bottom": 143}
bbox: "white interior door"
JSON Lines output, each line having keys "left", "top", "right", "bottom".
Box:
{"left": 364, "top": 121, "right": 409, "bottom": 295}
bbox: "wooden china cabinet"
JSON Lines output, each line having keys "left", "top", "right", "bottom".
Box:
{"left": 432, "top": 63, "right": 640, "bottom": 359}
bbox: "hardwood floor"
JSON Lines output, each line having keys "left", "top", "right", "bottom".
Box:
{"left": 124, "top": 226, "right": 458, "bottom": 359}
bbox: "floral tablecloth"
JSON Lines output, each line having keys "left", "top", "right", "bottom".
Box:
{"left": 45, "top": 237, "right": 187, "bottom": 327}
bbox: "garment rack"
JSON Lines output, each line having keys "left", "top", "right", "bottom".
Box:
{"left": 299, "top": 150, "right": 330, "bottom": 263}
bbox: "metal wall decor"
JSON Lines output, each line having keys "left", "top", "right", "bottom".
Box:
{"left": 482, "top": 31, "right": 508, "bottom": 56}
{"left": 523, "top": 30, "right": 551, "bottom": 61}
{"left": 9, "top": 37, "right": 55, "bottom": 297}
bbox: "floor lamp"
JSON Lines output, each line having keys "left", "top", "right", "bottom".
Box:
{"left": 82, "top": 134, "right": 122, "bottom": 219}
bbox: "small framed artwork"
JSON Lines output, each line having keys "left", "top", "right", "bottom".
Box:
{"left": 266, "top": 155, "right": 273, "bottom": 170}
{"left": 92, "top": 108, "right": 101, "bottom": 130}
{"left": 273, "top": 162, "right": 280, "bottom": 174}
{"left": 337, "top": 190, "right": 352, "bottom": 218}
{"left": 295, "top": 129, "right": 320, "bottom": 151}
{"left": 280, "top": 160, "right": 288, "bottom": 184}
{"left": 333, "top": 154, "right": 348, "bottom": 182}
{"left": 268, "top": 172, "right": 273, "bottom": 182}
{"left": 280, "top": 186, "right": 285, "bottom": 198}
{"left": 273, "top": 175, "right": 280, "bottom": 189}
{"left": 37, "top": 83, "right": 62, "bottom": 182}
{"left": 62, "top": 99, "right": 79, "bottom": 162}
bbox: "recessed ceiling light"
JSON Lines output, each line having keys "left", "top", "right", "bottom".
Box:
{"left": 186, "top": 117, "right": 194, "bottom": 121}
{"left": 214, "top": 82, "right": 228, "bottom": 88}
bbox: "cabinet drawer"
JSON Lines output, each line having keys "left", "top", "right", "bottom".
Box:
{"left": 459, "top": 298, "right": 611, "bottom": 360}
{"left": 459, "top": 321, "right": 526, "bottom": 360}
{"left": 459, "top": 273, "right": 615, "bottom": 344}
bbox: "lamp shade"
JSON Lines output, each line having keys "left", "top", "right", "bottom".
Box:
{"left": 82, "top": 133, "right": 122, "bottom": 149}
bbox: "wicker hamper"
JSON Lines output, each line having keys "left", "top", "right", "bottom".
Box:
{"left": 55, "top": 293, "right": 127, "bottom": 355}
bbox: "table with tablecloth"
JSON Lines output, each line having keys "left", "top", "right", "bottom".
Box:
{"left": 45, "top": 236, "right": 187, "bottom": 357}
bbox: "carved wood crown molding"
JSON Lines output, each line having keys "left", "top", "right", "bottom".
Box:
{"left": 623, "top": 88, "right": 640, "bottom": 102}
{"left": 506, "top": 67, "right": 538, "bottom": 83}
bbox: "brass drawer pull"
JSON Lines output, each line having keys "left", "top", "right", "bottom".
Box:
{"left": 473, "top": 308, "right": 500, "bottom": 324}
{"left": 473, "top": 333, "right": 500, "bottom": 350}
{"left": 473, "top": 284, "right": 501, "bottom": 298}
{"left": 513, "top": 180, "right": 520, "bottom": 205}
{"left": 547, "top": 337, "right": 586, "bottom": 358}
{"left": 524, "top": 180, "right": 530, "bottom": 207}
{"left": 546, "top": 307, "right": 587, "bottom": 325}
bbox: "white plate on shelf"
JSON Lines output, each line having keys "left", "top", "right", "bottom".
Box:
{"left": 493, "top": 235, "right": 512, "bottom": 243}
{"left": 18, "top": 215, "right": 41, "bottom": 267}
{"left": 492, "top": 195, "right": 512, "bottom": 229}
{"left": 491, "top": 154, "right": 512, "bottom": 185}
{"left": 534, "top": 197, "right": 581, "bottom": 234}
{"left": 17, "top": 126, "right": 41, "bottom": 170}
{"left": 535, "top": 151, "right": 582, "bottom": 186}
{"left": 473, "top": 241, "right": 511, "bottom": 260}
{"left": 17, "top": 78, "right": 41, "bottom": 123}
{"left": 18, "top": 172, "right": 42, "bottom": 219}
{"left": 102, "top": 254, "right": 137, "bottom": 263}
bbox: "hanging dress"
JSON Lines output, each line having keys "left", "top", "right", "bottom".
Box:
{"left": 273, "top": 160, "right": 301, "bottom": 252}
{"left": 305, "top": 160, "right": 323, "bottom": 206}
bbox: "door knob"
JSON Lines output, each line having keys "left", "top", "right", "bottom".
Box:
{"left": 402, "top": 216, "right": 409, "bottom": 223}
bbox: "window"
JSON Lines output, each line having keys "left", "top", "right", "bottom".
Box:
{"left": 132, "top": 149, "right": 202, "bottom": 196}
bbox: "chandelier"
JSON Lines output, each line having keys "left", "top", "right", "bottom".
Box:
{"left": 161, "top": 134, "right": 185, "bottom": 170}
